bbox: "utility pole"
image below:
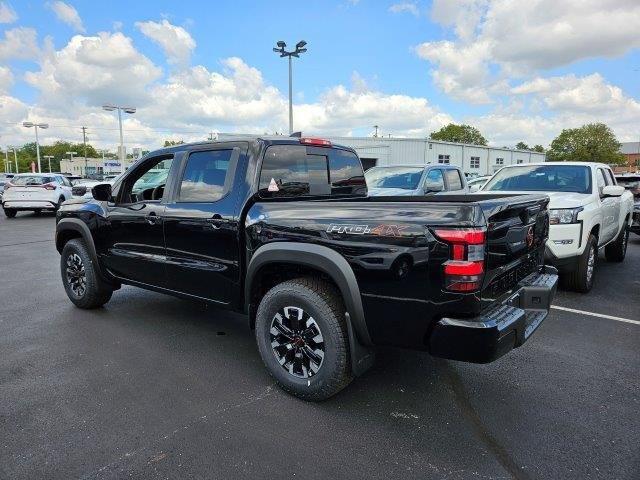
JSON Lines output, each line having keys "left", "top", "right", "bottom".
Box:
{"left": 81, "top": 126, "right": 88, "bottom": 175}
{"left": 373, "top": 125, "right": 379, "bottom": 138}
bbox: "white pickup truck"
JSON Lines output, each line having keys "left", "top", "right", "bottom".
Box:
{"left": 481, "top": 162, "right": 634, "bottom": 292}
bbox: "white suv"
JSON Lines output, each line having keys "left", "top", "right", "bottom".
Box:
{"left": 2, "top": 173, "right": 73, "bottom": 218}
{"left": 481, "top": 162, "right": 634, "bottom": 292}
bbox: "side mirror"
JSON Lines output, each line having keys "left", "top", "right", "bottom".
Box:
{"left": 424, "top": 181, "right": 444, "bottom": 193}
{"left": 92, "top": 183, "right": 112, "bottom": 201}
{"left": 601, "top": 185, "right": 624, "bottom": 198}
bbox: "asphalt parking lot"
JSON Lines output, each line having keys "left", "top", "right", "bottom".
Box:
{"left": 1, "top": 212, "right": 638, "bottom": 480}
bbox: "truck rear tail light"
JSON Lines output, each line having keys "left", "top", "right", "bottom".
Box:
{"left": 300, "top": 137, "right": 332, "bottom": 147}
{"left": 434, "top": 227, "right": 486, "bottom": 293}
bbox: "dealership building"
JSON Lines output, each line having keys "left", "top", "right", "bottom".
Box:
{"left": 218, "top": 133, "right": 546, "bottom": 175}
{"left": 323, "top": 136, "right": 546, "bottom": 174}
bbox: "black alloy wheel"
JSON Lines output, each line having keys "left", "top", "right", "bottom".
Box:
{"left": 270, "top": 306, "right": 325, "bottom": 379}
{"left": 65, "top": 252, "right": 87, "bottom": 297}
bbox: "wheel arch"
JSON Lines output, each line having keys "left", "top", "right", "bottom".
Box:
{"left": 245, "top": 242, "right": 375, "bottom": 376}
{"left": 56, "top": 218, "right": 114, "bottom": 286}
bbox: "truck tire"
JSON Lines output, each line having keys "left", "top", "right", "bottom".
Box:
{"left": 564, "top": 234, "right": 597, "bottom": 293}
{"left": 255, "top": 277, "right": 353, "bottom": 401}
{"left": 604, "top": 223, "right": 629, "bottom": 262}
{"left": 3, "top": 208, "right": 16, "bottom": 218}
{"left": 61, "top": 238, "right": 113, "bottom": 309}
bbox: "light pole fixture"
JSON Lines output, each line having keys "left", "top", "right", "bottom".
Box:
{"left": 22, "top": 121, "right": 49, "bottom": 173}
{"left": 273, "top": 40, "right": 307, "bottom": 134}
{"left": 102, "top": 104, "right": 136, "bottom": 173}
{"left": 43, "top": 155, "right": 54, "bottom": 173}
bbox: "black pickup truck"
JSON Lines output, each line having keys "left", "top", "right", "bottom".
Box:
{"left": 55, "top": 136, "right": 558, "bottom": 400}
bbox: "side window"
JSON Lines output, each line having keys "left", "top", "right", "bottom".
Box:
{"left": 61, "top": 176, "right": 72, "bottom": 187}
{"left": 178, "top": 150, "right": 233, "bottom": 202}
{"left": 445, "top": 169, "right": 463, "bottom": 190}
{"left": 606, "top": 169, "right": 616, "bottom": 185}
{"left": 596, "top": 169, "right": 607, "bottom": 191}
{"left": 328, "top": 150, "right": 366, "bottom": 195}
{"left": 120, "top": 156, "right": 173, "bottom": 204}
{"left": 259, "top": 145, "right": 330, "bottom": 197}
{"left": 424, "top": 169, "right": 444, "bottom": 190}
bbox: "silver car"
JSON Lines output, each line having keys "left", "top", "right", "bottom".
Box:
{"left": 365, "top": 165, "right": 468, "bottom": 196}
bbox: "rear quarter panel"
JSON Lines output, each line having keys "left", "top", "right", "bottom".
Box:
{"left": 245, "top": 199, "right": 486, "bottom": 349}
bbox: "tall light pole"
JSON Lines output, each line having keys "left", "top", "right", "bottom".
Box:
{"left": 102, "top": 104, "right": 136, "bottom": 173}
{"left": 22, "top": 121, "right": 49, "bottom": 173}
{"left": 43, "top": 155, "right": 54, "bottom": 173}
{"left": 273, "top": 40, "right": 307, "bottom": 134}
{"left": 4, "top": 147, "right": 8, "bottom": 173}
{"left": 9, "top": 146, "right": 17, "bottom": 173}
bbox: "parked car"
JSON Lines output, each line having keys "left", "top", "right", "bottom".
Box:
{"left": 2, "top": 173, "right": 73, "bottom": 217}
{"left": 481, "top": 162, "right": 634, "bottom": 292}
{"left": 365, "top": 164, "right": 468, "bottom": 196}
{"left": 615, "top": 174, "right": 640, "bottom": 235}
{"left": 56, "top": 136, "right": 557, "bottom": 400}
{"left": 467, "top": 175, "right": 492, "bottom": 192}
{"left": 0, "top": 173, "right": 15, "bottom": 201}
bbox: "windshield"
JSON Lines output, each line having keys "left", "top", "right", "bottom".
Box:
{"left": 10, "top": 175, "right": 54, "bottom": 186}
{"left": 483, "top": 165, "right": 592, "bottom": 194}
{"left": 365, "top": 167, "right": 424, "bottom": 190}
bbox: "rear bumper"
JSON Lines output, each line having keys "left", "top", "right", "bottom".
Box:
{"left": 429, "top": 265, "right": 558, "bottom": 363}
{"left": 2, "top": 200, "right": 58, "bottom": 210}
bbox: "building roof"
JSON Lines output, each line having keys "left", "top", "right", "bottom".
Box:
{"left": 620, "top": 142, "right": 640, "bottom": 154}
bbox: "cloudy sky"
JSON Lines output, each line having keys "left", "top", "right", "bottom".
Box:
{"left": 1, "top": 0, "right": 639, "bottom": 151}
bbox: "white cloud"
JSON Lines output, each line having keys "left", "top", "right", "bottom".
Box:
{"left": 512, "top": 74, "right": 640, "bottom": 116}
{"left": 25, "top": 32, "right": 162, "bottom": 109}
{"left": 136, "top": 19, "right": 195, "bottom": 66}
{"left": 0, "top": 27, "right": 40, "bottom": 60}
{"left": 389, "top": 2, "right": 420, "bottom": 17}
{"left": 417, "top": 0, "right": 640, "bottom": 101}
{"left": 0, "top": 1, "right": 17, "bottom": 23}
{"left": 49, "top": 1, "right": 85, "bottom": 33}
{"left": 0, "top": 65, "right": 13, "bottom": 93}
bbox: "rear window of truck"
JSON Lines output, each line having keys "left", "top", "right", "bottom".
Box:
{"left": 259, "top": 145, "right": 365, "bottom": 197}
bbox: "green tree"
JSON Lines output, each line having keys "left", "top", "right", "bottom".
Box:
{"left": 430, "top": 123, "right": 487, "bottom": 146}
{"left": 515, "top": 142, "right": 529, "bottom": 150}
{"left": 164, "top": 140, "right": 184, "bottom": 147}
{"left": 547, "top": 123, "right": 624, "bottom": 164}
{"left": 532, "top": 144, "right": 545, "bottom": 153}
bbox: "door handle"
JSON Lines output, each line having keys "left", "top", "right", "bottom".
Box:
{"left": 145, "top": 212, "right": 160, "bottom": 225}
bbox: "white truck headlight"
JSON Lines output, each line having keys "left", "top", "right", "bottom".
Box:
{"left": 549, "top": 207, "right": 583, "bottom": 225}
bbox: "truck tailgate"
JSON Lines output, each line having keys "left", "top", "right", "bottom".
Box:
{"left": 479, "top": 195, "right": 550, "bottom": 304}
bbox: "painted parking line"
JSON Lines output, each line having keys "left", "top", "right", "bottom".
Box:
{"left": 551, "top": 305, "right": 640, "bottom": 326}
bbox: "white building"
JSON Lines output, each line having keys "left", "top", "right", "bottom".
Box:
{"left": 60, "top": 157, "right": 136, "bottom": 176}
{"left": 324, "top": 136, "right": 546, "bottom": 175}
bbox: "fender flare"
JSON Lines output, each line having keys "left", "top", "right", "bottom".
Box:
{"left": 245, "top": 242, "right": 375, "bottom": 376}
{"left": 55, "top": 218, "right": 113, "bottom": 285}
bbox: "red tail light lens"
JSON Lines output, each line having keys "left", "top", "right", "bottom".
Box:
{"left": 434, "top": 228, "right": 486, "bottom": 293}
{"left": 4, "top": 182, "right": 13, "bottom": 190}
{"left": 300, "top": 137, "right": 332, "bottom": 147}
{"left": 43, "top": 183, "right": 57, "bottom": 191}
